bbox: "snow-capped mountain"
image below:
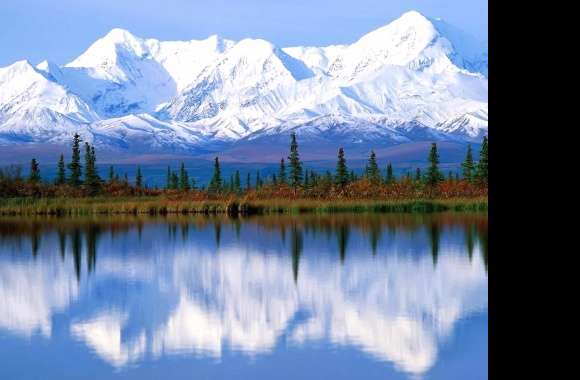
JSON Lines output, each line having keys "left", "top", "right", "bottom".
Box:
{"left": 0, "top": 10, "right": 487, "bottom": 159}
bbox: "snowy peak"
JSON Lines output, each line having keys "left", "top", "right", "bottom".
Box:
{"left": 0, "top": 10, "right": 487, "bottom": 154}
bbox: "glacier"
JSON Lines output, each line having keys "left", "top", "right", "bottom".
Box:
{"left": 0, "top": 10, "right": 487, "bottom": 161}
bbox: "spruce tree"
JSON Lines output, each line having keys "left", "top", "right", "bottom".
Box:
{"left": 288, "top": 133, "right": 303, "bottom": 192}
{"left": 415, "top": 167, "right": 422, "bottom": 182}
{"left": 366, "top": 151, "right": 381, "bottom": 184}
{"left": 234, "top": 170, "right": 241, "bottom": 193}
{"left": 179, "top": 163, "right": 190, "bottom": 191}
{"left": 335, "top": 147, "right": 349, "bottom": 188}
{"left": 476, "top": 136, "right": 488, "bottom": 186}
{"left": 136, "top": 166, "right": 143, "bottom": 189}
{"left": 56, "top": 154, "right": 66, "bottom": 185}
{"left": 108, "top": 165, "right": 115, "bottom": 183}
{"left": 208, "top": 157, "right": 222, "bottom": 193}
{"left": 246, "top": 172, "right": 251, "bottom": 192}
{"left": 278, "top": 158, "right": 287, "bottom": 185}
{"left": 256, "top": 171, "right": 262, "bottom": 189}
{"left": 385, "top": 163, "right": 395, "bottom": 184}
{"left": 349, "top": 170, "right": 357, "bottom": 183}
{"left": 304, "top": 169, "right": 310, "bottom": 190}
{"left": 68, "top": 133, "right": 83, "bottom": 186}
{"left": 84, "top": 143, "right": 100, "bottom": 195}
{"left": 170, "top": 171, "right": 179, "bottom": 190}
{"left": 425, "top": 143, "right": 443, "bottom": 187}
{"left": 461, "top": 144, "right": 475, "bottom": 182}
{"left": 29, "top": 158, "right": 41, "bottom": 183}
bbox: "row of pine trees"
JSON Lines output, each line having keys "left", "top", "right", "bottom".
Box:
{"left": 12, "top": 132, "right": 488, "bottom": 196}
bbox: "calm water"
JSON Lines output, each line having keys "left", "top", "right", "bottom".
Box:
{"left": 0, "top": 214, "right": 487, "bottom": 380}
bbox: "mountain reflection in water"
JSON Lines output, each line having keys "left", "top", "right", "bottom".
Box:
{"left": 0, "top": 214, "right": 487, "bottom": 379}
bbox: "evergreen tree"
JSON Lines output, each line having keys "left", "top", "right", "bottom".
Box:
{"left": 246, "top": 172, "right": 251, "bottom": 192}
{"left": 288, "top": 133, "right": 303, "bottom": 192}
{"left": 84, "top": 143, "right": 100, "bottom": 195}
{"left": 191, "top": 177, "right": 197, "bottom": 190}
{"left": 385, "top": 163, "right": 395, "bottom": 184}
{"left": 278, "top": 158, "right": 287, "bottom": 185}
{"left": 461, "top": 144, "right": 475, "bottom": 182}
{"left": 448, "top": 171, "right": 454, "bottom": 181}
{"left": 68, "top": 133, "right": 83, "bottom": 186}
{"left": 349, "top": 170, "right": 357, "bottom": 183}
{"left": 256, "top": 171, "right": 262, "bottom": 189}
{"left": 108, "top": 165, "right": 115, "bottom": 183}
{"left": 415, "top": 167, "right": 422, "bottom": 182}
{"left": 304, "top": 169, "right": 310, "bottom": 190}
{"left": 170, "top": 171, "right": 179, "bottom": 190}
{"left": 179, "top": 163, "right": 190, "bottom": 191}
{"left": 425, "top": 143, "right": 444, "bottom": 187}
{"left": 208, "top": 157, "right": 222, "bottom": 193}
{"left": 272, "top": 173, "right": 277, "bottom": 186}
{"left": 234, "top": 170, "right": 241, "bottom": 193}
{"left": 366, "top": 151, "right": 381, "bottom": 184}
{"left": 476, "top": 136, "right": 488, "bottom": 185}
{"left": 56, "top": 154, "right": 66, "bottom": 185}
{"left": 229, "top": 174, "right": 234, "bottom": 192}
{"left": 123, "top": 173, "right": 129, "bottom": 186}
{"left": 29, "top": 158, "right": 41, "bottom": 183}
{"left": 335, "top": 147, "right": 349, "bottom": 188}
{"left": 136, "top": 166, "right": 143, "bottom": 189}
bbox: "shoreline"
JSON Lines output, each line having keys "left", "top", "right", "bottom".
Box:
{"left": 0, "top": 196, "right": 488, "bottom": 216}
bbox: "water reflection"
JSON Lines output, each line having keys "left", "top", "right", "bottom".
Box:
{"left": 0, "top": 214, "right": 487, "bottom": 379}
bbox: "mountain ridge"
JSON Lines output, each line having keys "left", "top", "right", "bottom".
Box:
{"left": 0, "top": 10, "right": 488, "bottom": 161}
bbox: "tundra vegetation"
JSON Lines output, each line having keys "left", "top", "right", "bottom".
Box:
{"left": 0, "top": 133, "right": 488, "bottom": 216}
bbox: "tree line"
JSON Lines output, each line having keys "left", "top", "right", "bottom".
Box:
{"left": 0, "top": 132, "right": 487, "bottom": 198}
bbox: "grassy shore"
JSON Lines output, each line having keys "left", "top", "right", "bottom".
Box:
{"left": 0, "top": 196, "right": 487, "bottom": 216}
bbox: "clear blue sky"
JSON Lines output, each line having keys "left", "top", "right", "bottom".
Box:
{"left": 0, "top": 0, "right": 487, "bottom": 67}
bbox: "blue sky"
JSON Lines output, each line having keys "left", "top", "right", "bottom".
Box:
{"left": 0, "top": 0, "right": 487, "bottom": 67}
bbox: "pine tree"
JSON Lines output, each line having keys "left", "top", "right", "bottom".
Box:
{"left": 56, "top": 154, "right": 66, "bottom": 185}
{"left": 170, "top": 171, "right": 179, "bottom": 190}
{"left": 256, "top": 171, "right": 262, "bottom": 189}
{"left": 208, "top": 157, "right": 222, "bottom": 193}
{"left": 415, "top": 167, "right": 422, "bottom": 182}
{"left": 179, "top": 163, "right": 190, "bottom": 191}
{"left": 246, "top": 172, "right": 251, "bottom": 192}
{"left": 349, "top": 170, "right": 357, "bottom": 183}
{"left": 229, "top": 174, "right": 234, "bottom": 192}
{"left": 335, "top": 147, "right": 349, "bottom": 188}
{"left": 29, "top": 158, "right": 41, "bottom": 183}
{"left": 288, "top": 133, "right": 303, "bottom": 192}
{"left": 366, "top": 151, "right": 381, "bottom": 184}
{"left": 84, "top": 143, "right": 100, "bottom": 195}
{"left": 278, "top": 158, "right": 287, "bottom": 185}
{"left": 108, "top": 165, "right": 115, "bottom": 183}
{"left": 476, "top": 136, "right": 488, "bottom": 186}
{"left": 385, "top": 163, "right": 395, "bottom": 184}
{"left": 425, "top": 143, "right": 443, "bottom": 187}
{"left": 234, "top": 170, "right": 241, "bottom": 193}
{"left": 461, "top": 144, "right": 475, "bottom": 182}
{"left": 123, "top": 173, "right": 129, "bottom": 186}
{"left": 304, "top": 169, "right": 310, "bottom": 190}
{"left": 136, "top": 166, "right": 143, "bottom": 189}
{"left": 68, "top": 133, "right": 83, "bottom": 186}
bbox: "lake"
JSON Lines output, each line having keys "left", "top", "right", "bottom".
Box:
{"left": 0, "top": 213, "right": 487, "bottom": 380}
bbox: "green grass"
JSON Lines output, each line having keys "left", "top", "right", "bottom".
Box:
{"left": 0, "top": 196, "right": 487, "bottom": 216}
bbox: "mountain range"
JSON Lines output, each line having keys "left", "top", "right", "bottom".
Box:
{"left": 0, "top": 10, "right": 488, "bottom": 163}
